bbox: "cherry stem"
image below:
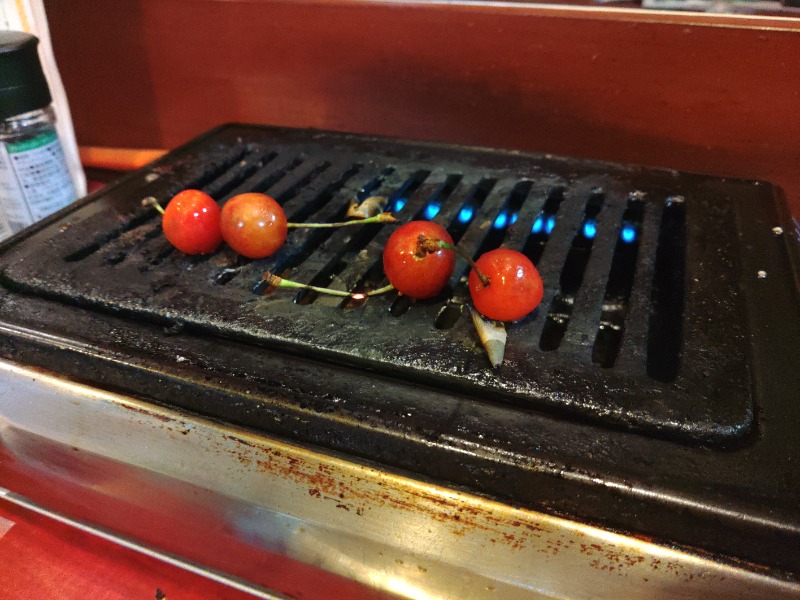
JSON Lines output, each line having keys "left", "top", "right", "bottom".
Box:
{"left": 287, "top": 213, "right": 398, "bottom": 229}
{"left": 142, "top": 196, "right": 165, "bottom": 215}
{"left": 262, "top": 272, "right": 395, "bottom": 298}
{"left": 141, "top": 197, "right": 395, "bottom": 229}
{"left": 418, "top": 236, "right": 490, "bottom": 287}
{"left": 363, "top": 284, "right": 396, "bottom": 296}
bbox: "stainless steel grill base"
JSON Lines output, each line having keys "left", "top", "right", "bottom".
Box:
{"left": 1, "top": 358, "right": 796, "bottom": 599}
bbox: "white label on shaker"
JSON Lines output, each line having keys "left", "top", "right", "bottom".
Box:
{"left": 0, "top": 205, "right": 12, "bottom": 242}
{"left": 0, "top": 130, "right": 77, "bottom": 240}
{"left": 0, "top": 142, "right": 28, "bottom": 238}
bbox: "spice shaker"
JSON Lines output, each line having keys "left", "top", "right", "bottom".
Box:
{"left": 0, "top": 31, "right": 77, "bottom": 242}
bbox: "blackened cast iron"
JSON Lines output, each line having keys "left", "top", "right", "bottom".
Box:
{"left": 0, "top": 125, "right": 797, "bottom": 576}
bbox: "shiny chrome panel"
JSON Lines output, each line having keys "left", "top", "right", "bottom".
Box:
{"left": 0, "top": 358, "right": 797, "bottom": 599}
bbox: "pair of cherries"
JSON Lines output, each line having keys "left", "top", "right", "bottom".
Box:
{"left": 383, "top": 221, "right": 543, "bottom": 322}
{"left": 157, "top": 190, "right": 544, "bottom": 322}
{"left": 160, "top": 189, "right": 287, "bottom": 259}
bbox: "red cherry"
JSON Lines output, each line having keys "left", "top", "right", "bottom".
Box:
{"left": 383, "top": 221, "right": 455, "bottom": 299}
{"left": 220, "top": 193, "right": 288, "bottom": 259}
{"left": 161, "top": 189, "right": 222, "bottom": 255}
{"left": 468, "top": 249, "right": 543, "bottom": 321}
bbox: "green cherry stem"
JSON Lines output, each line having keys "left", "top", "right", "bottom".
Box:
{"left": 143, "top": 197, "right": 396, "bottom": 229}
{"left": 286, "top": 213, "right": 398, "bottom": 229}
{"left": 262, "top": 272, "right": 395, "bottom": 298}
{"left": 142, "top": 196, "right": 165, "bottom": 215}
{"left": 418, "top": 236, "right": 490, "bottom": 287}
{"left": 362, "top": 284, "right": 396, "bottom": 296}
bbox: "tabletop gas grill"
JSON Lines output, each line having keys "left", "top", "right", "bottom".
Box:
{"left": 0, "top": 125, "right": 798, "bottom": 598}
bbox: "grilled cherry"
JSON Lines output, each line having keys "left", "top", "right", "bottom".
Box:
{"left": 468, "top": 249, "right": 543, "bottom": 321}
{"left": 220, "top": 193, "right": 288, "bottom": 259}
{"left": 159, "top": 189, "right": 222, "bottom": 255}
{"left": 383, "top": 221, "right": 455, "bottom": 299}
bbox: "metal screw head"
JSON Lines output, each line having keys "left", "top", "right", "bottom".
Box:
{"left": 666, "top": 195, "right": 685, "bottom": 207}
{"left": 630, "top": 190, "right": 647, "bottom": 202}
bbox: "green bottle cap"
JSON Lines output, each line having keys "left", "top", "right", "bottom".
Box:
{"left": 0, "top": 31, "right": 52, "bottom": 121}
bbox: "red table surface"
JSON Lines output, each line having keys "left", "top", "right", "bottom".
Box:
{"left": 0, "top": 499, "right": 259, "bottom": 600}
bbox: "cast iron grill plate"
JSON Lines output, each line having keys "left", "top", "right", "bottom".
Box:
{"left": 0, "top": 125, "right": 755, "bottom": 443}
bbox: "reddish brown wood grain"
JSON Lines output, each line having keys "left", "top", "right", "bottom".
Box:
{"left": 45, "top": 1, "right": 800, "bottom": 215}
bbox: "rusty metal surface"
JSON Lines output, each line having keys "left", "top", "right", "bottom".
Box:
{"left": 0, "top": 358, "right": 798, "bottom": 600}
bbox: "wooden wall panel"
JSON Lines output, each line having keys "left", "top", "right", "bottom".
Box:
{"left": 44, "top": 1, "right": 800, "bottom": 215}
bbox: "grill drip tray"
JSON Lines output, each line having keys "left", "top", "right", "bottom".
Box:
{"left": 1, "top": 125, "right": 753, "bottom": 443}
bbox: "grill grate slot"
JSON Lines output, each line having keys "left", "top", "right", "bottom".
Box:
{"left": 307, "top": 171, "right": 446, "bottom": 307}
{"left": 439, "top": 177, "right": 497, "bottom": 243}
{"left": 646, "top": 196, "right": 687, "bottom": 382}
{"left": 470, "top": 180, "right": 532, "bottom": 259}
{"left": 357, "top": 167, "right": 396, "bottom": 201}
{"left": 342, "top": 171, "right": 471, "bottom": 310}
{"left": 522, "top": 187, "right": 566, "bottom": 265}
{"left": 283, "top": 163, "right": 364, "bottom": 225}
{"left": 199, "top": 159, "right": 339, "bottom": 285}
{"left": 612, "top": 194, "right": 664, "bottom": 376}
{"left": 444, "top": 179, "right": 522, "bottom": 287}
{"left": 247, "top": 164, "right": 407, "bottom": 294}
{"left": 268, "top": 160, "right": 333, "bottom": 205}
{"left": 219, "top": 152, "right": 306, "bottom": 202}
{"left": 385, "top": 174, "right": 463, "bottom": 315}
{"left": 384, "top": 176, "right": 496, "bottom": 317}
{"left": 539, "top": 189, "right": 606, "bottom": 352}
{"left": 592, "top": 194, "right": 645, "bottom": 368}
{"left": 424, "top": 179, "right": 530, "bottom": 326}
{"left": 203, "top": 150, "right": 278, "bottom": 199}
{"left": 291, "top": 169, "right": 435, "bottom": 305}
{"left": 428, "top": 178, "right": 500, "bottom": 327}
{"left": 558, "top": 188, "right": 628, "bottom": 358}
{"left": 0, "top": 125, "right": 756, "bottom": 444}
{"left": 498, "top": 182, "right": 554, "bottom": 253}
{"left": 418, "top": 174, "right": 464, "bottom": 220}
{"left": 434, "top": 178, "right": 533, "bottom": 329}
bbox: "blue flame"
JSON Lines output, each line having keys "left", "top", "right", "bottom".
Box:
{"left": 582, "top": 219, "right": 597, "bottom": 239}
{"left": 493, "top": 211, "right": 508, "bottom": 229}
{"left": 532, "top": 215, "right": 544, "bottom": 234}
{"left": 545, "top": 215, "right": 556, "bottom": 235}
{"left": 621, "top": 224, "right": 637, "bottom": 243}
{"left": 423, "top": 203, "right": 441, "bottom": 220}
{"left": 393, "top": 198, "right": 407, "bottom": 212}
{"left": 510, "top": 212, "right": 519, "bottom": 225}
{"left": 458, "top": 206, "right": 474, "bottom": 223}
